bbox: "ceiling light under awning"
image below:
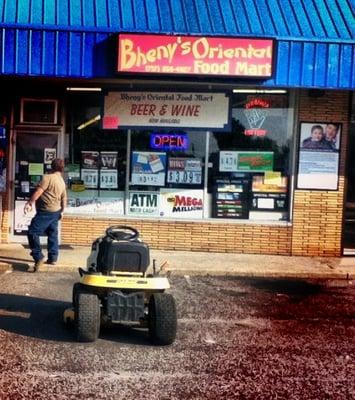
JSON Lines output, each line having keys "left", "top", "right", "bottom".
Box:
{"left": 77, "top": 115, "right": 101, "bottom": 130}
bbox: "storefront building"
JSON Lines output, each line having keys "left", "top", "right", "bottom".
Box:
{"left": 0, "top": 0, "right": 354, "bottom": 256}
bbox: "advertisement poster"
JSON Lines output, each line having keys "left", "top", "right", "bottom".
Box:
{"left": 81, "top": 151, "right": 100, "bottom": 169}
{"left": 128, "top": 191, "right": 159, "bottom": 216}
{"left": 100, "top": 169, "right": 118, "bottom": 189}
{"left": 297, "top": 122, "right": 341, "bottom": 190}
{"left": 167, "top": 158, "right": 202, "bottom": 184}
{"left": 103, "top": 91, "right": 230, "bottom": 130}
{"left": 220, "top": 151, "right": 273, "bottom": 172}
{"left": 66, "top": 191, "right": 124, "bottom": 215}
{"left": 28, "top": 163, "right": 44, "bottom": 176}
{"left": 100, "top": 151, "right": 118, "bottom": 169}
{"left": 44, "top": 148, "right": 56, "bottom": 164}
{"left": 160, "top": 189, "right": 204, "bottom": 218}
{"left": 81, "top": 168, "right": 99, "bottom": 189}
{"left": 131, "top": 152, "right": 166, "bottom": 186}
{"left": 117, "top": 34, "right": 273, "bottom": 78}
{"left": 14, "top": 200, "right": 36, "bottom": 233}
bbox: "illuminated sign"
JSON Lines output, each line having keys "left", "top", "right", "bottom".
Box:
{"left": 118, "top": 34, "right": 274, "bottom": 78}
{"left": 244, "top": 98, "right": 270, "bottom": 137}
{"left": 150, "top": 133, "right": 189, "bottom": 150}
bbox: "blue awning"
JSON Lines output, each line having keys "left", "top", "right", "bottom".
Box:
{"left": 0, "top": 0, "right": 354, "bottom": 89}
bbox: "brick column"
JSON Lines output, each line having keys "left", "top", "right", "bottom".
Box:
{"left": 291, "top": 90, "right": 350, "bottom": 256}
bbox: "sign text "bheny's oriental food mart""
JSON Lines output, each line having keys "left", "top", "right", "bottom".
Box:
{"left": 118, "top": 34, "right": 274, "bottom": 78}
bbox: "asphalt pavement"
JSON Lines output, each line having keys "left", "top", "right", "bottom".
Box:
{"left": 0, "top": 270, "right": 353, "bottom": 399}
{"left": 0, "top": 242, "right": 354, "bottom": 280}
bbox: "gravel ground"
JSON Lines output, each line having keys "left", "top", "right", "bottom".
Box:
{"left": 0, "top": 270, "right": 354, "bottom": 400}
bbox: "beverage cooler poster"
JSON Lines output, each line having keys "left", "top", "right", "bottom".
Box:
{"left": 131, "top": 152, "right": 166, "bottom": 186}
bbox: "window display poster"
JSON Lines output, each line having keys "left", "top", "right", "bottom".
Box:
{"left": 65, "top": 164, "right": 81, "bottom": 180}
{"left": 66, "top": 191, "right": 124, "bottom": 215}
{"left": 28, "top": 163, "right": 44, "bottom": 176}
{"left": 14, "top": 200, "right": 36, "bottom": 233}
{"left": 81, "top": 151, "right": 100, "bottom": 169}
{"left": 100, "top": 151, "right": 118, "bottom": 169}
{"left": 131, "top": 152, "right": 166, "bottom": 186}
{"left": 297, "top": 122, "right": 341, "bottom": 190}
{"left": 100, "top": 169, "right": 118, "bottom": 189}
{"left": 167, "top": 157, "right": 202, "bottom": 184}
{"left": 81, "top": 168, "right": 99, "bottom": 189}
{"left": 160, "top": 189, "right": 204, "bottom": 218}
{"left": 219, "top": 151, "right": 273, "bottom": 172}
{"left": 44, "top": 148, "right": 56, "bottom": 164}
{"left": 128, "top": 191, "right": 159, "bottom": 216}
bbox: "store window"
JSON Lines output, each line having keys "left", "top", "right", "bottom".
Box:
{"left": 129, "top": 130, "right": 206, "bottom": 218}
{"left": 65, "top": 93, "right": 127, "bottom": 215}
{"left": 208, "top": 93, "right": 292, "bottom": 221}
{"left": 65, "top": 90, "right": 293, "bottom": 222}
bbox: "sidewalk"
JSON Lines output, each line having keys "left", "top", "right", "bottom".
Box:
{"left": 0, "top": 243, "right": 354, "bottom": 280}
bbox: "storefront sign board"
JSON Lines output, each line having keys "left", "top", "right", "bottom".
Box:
{"left": 220, "top": 151, "right": 273, "bottom": 172}
{"left": 131, "top": 152, "right": 166, "bottom": 186}
{"left": 160, "top": 189, "right": 204, "bottom": 218}
{"left": 103, "top": 91, "right": 230, "bottom": 130}
{"left": 128, "top": 191, "right": 159, "bottom": 216}
{"left": 118, "top": 34, "right": 273, "bottom": 78}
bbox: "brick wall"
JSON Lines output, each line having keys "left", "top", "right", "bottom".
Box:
{"left": 291, "top": 90, "right": 350, "bottom": 256}
{"left": 61, "top": 217, "right": 292, "bottom": 255}
{"left": 0, "top": 191, "right": 9, "bottom": 243}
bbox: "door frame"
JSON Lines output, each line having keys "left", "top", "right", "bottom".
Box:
{"left": 9, "top": 126, "right": 65, "bottom": 243}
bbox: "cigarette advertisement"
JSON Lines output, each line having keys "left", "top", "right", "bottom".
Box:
{"left": 167, "top": 157, "right": 202, "bottom": 185}
{"left": 131, "top": 152, "right": 166, "bottom": 186}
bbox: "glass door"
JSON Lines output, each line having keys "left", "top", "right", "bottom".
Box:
{"left": 12, "top": 131, "right": 59, "bottom": 239}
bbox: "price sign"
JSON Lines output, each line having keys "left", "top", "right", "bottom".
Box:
{"left": 100, "top": 170, "right": 118, "bottom": 189}
{"left": 219, "top": 151, "right": 238, "bottom": 172}
{"left": 167, "top": 170, "right": 202, "bottom": 184}
{"left": 132, "top": 173, "right": 165, "bottom": 186}
{"left": 81, "top": 169, "right": 98, "bottom": 188}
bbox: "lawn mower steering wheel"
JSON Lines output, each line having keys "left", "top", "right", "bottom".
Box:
{"left": 106, "top": 225, "right": 139, "bottom": 241}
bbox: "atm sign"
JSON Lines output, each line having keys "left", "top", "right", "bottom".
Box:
{"left": 150, "top": 133, "right": 189, "bottom": 150}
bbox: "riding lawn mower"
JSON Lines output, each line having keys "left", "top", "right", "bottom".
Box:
{"left": 64, "top": 225, "right": 177, "bottom": 345}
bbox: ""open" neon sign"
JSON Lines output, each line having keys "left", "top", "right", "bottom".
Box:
{"left": 150, "top": 133, "right": 189, "bottom": 150}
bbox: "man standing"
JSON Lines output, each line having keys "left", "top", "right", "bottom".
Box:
{"left": 24, "top": 158, "right": 67, "bottom": 272}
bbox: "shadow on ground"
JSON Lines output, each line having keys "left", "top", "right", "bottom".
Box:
{"left": 0, "top": 293, "right": 152, "bottom": 345}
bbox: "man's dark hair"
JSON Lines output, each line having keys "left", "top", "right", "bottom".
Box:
{"left": 51, "top": 158, "right": 65, "bottom": 173}
{"left": 311, "top": 125, "right": 323, "bottom": 133}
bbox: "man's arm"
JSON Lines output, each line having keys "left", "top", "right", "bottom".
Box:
{"left": 24, "top": 187, "right": 44, "bottom": 213}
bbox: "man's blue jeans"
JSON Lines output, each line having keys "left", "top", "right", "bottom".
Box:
{"left": 27, "top": 210, "right": 61, "bottom": 263}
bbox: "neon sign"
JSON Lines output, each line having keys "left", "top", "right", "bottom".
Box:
{"left": 150, "top": 133, "right": 189, "bottom": 150}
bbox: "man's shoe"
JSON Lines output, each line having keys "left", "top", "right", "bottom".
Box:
{"left": 29, "top": 258, "right": 44, "bottom": 272}
{"left": 45, "top": 260, "right": 57, "bottom": 265}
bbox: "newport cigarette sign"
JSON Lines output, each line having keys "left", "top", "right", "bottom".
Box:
{"left": 118, "top": 34, "right": 274, "bottom": 78}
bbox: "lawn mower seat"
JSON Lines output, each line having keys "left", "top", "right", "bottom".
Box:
{"left": 95, "top": 235, "right": 150, "bottom": 275}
